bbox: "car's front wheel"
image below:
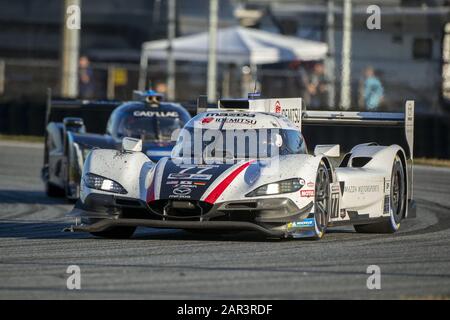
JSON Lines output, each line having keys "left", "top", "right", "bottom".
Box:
{"left": 313, "top": 161, "right": 331, "bottom": 239}
{"left": 45, "top": 181, "right": 65, "bottom": 197}
{"left": 65, "top": 148, "right": 81, "bottom": 201}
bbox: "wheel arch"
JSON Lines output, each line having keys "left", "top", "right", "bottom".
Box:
{"left": 319, "top": 156, "right": 335, "bottom": 183}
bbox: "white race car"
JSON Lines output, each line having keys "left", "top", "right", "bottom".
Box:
{"left": 67, "top": 97, "right": 416, "bottom": 239}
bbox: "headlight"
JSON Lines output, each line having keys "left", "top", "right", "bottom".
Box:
{"left": 245, "top": 178, "right": 305, "bottom": 197}
{"left": 83, "top": 173, "right": 127, "bottom": 194}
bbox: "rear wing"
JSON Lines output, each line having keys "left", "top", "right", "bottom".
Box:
{"left": 45, "top": 89, "right": 121, "bottom": 134}
{"left": 198, "top": 96, "right": 303, "bottom": 128}
{"left": 302, "top": 101, "right": 415, "bottom": 159}
{"left": 197, "top": 96, "right": 414, "bottom": 159}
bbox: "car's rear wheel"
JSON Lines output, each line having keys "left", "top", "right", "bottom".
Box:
{"left": 313, "top": 161, "right": 330, "bottom": 239}
{"left": 354, "top": 155, "right": 406, "bottom": 234}
{"left": 90, "top": 226, "right": 136, "bottom": 239}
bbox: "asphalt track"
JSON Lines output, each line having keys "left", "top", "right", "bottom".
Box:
{"left": 0, "top": 141, "right": 449, "bottom": 299}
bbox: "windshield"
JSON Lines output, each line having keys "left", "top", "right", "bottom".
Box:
{"left": 117, "top": 113, "right": 185, "bottom": 142}
{"left": 172, "top": 127, "right": 307, "bottom": 161}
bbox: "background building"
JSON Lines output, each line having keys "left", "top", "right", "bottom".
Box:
{"left": 0, "top": 0, "right": 449, "bottom": 113}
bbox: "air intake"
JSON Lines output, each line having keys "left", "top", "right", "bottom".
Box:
{"left": 352, "top": 157, "right": 372, "bottom": 167}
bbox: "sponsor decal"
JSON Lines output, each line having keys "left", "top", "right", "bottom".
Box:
{"left": 300, "top": 189, "right": 315, "bottom": 197}
{"left": 205, "top": 112, "right": 256, "bottom": 118}
{"left": 168, "top": 173, "right": 212, "bottom": 180}
{"left": 193, "top": 181, "right": 207, "bottom": 186}
{"left": 383, "top": 195, "right": 390, "bottom": 214}
{"left": 133, "top": 110, "right": 179, "bottom": 118}
{"left": 344, "top": 185, "right": 380, "bottom": 193}
{"left": 200, "top": 116, "right": 257, "bottom": 125}
{"left": 166, "top": 180, "right": 178, "bottom": 185}
{"left": 201, "top": 117, "right": 214, "bottom": 124}
{"left": 307, "top": 181, "right": 314, "bottom": 188}
{"left": 275, "top": 100, "right": 282, "bottom": 113}
{"left": 169, "top": 180, "right": 198, "bottom": 194}
{"left": 384, "top": 179, "right": 391, "bottom": 193}
{"left": 172, "top": 187, "right": 192, "bottom": 196}
{"left": 290, "top": 218, "right": 315, "bottom": 228}
{"left": 215, "top": 117, "right": 257, "bottom": 125}
{"left": 281, "top": 107, "right": 301, "bottom": 125}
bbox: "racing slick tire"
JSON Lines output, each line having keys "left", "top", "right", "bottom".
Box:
{"left": 313, "top": 161, "right": 331, "bottom": 239}
{"left": 354, "top": 155, "right": 406, "bottom": 234}
{"left": 64, "top": 147, "right": 80, "bottom": 201}
{"left": 45, "top": 181, "right": 65, "bottom": 197}
{"left": 90, "top": 226, "right": 136, "bottom": 239}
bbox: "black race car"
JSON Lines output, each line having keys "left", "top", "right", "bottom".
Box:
{"left": 42, "top": 91, "right": 192, "bottom": 200}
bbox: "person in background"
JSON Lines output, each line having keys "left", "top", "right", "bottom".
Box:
{"left": 78, "top": 55, "right": 95, "bottom": 99}
{"left": 307, "top": 62, "right": 328, "bottom": 109}
{"left": 363, "top": 66, "right": 384, "bottom": 111}
{"left": 292, "top": 60, "right": 310, "bottom": 106}
{"left": 155, "top": 82, "right": 167, "bottom": 96}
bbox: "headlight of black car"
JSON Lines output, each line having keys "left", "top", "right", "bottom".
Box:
{"left": 245, "top": 178, "right": 305, "bottom": 197}
{"left": 83, "top": 173, "right": 127, "bottom": 194}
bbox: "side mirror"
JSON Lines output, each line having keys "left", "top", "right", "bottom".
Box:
{"left": 122, "top": 137, "right": 142, "bottom": 152}
{"left": 63, "top": 117, "right": 86, "bottom": 133}
{"left": 314, "top": 144, "right": 340, "bottom": 157}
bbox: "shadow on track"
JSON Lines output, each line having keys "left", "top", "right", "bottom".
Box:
{"left": 0, "top": 218, "right": 275, "bottom": 242}
{"left": 0, "top": 189, "right": 68, "bottom": 205}
{"left": 0, "top": 221, "right": 89, "bottom": 239}
{"left": 0, "top": 220, "right": 310, "bottom": 242}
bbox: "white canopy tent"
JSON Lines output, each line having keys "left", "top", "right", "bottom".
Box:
{"left": 138, "top": 26, "right": 328, "bottom": 94}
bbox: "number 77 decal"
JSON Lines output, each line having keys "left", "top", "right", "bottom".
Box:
{"left": 329, "top": 183, "right": 341, "bottom": 219}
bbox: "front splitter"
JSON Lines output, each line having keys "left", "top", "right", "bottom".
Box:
{"left": 65, "top": 217, "right": 287, "bottom": 238}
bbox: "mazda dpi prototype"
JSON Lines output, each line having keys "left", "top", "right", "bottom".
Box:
{"left": 67, "top": 97, "right": 415, "bottom": 239}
